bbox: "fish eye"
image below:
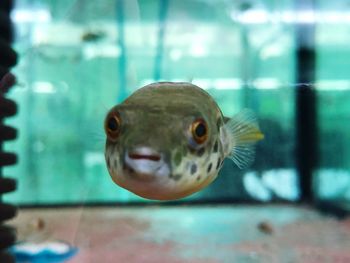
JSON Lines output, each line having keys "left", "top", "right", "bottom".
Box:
{"left": 105, "top": 113, "right": 121, "bottom": 141}
{"left": 191, "top": 119, "right": 208, "bottom": 144}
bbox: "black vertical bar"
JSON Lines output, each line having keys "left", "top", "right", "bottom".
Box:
{"left": 295, "top": 0, "right": 317, "bottom": 202}
{"left": 0, "top": 0, "right": 18, "bottom": 261}
{"left": 154, "top": 0, "right": 169, "bottom": 81}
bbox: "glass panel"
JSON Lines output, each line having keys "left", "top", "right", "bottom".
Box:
{"left": 315, "top": 0, "right": 350, "bottom": 205}
{"left": 5, "top": 0, "right": 297, "bottom": 204}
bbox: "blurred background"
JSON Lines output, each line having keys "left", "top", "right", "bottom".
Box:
{"left": 2, "top": 0, "right": 350, "bottom": 262}
{"left": 4, "top": 0, "right": 350, "bottom": 207}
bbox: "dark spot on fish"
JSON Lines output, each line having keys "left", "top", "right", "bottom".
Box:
{"left": 216, "top": 158, "right": 221, "bottom": 170}
{"left": 190, "top": 164, "right": 197, "bottom": 175}
{"left": 207, "top": 163, "right": 212, "bottom": 173}
{"left": 197, "top": 176, "right": 201, "bottom": 181}
{"left": 189, "top": 147, "right": 196, "bottom": 155}
{"left": 107, "top": 157, "right": 111, "bottom": 168}
{"left": 171, "top": 174, "right": 182, "bottom": 181}
{"left": 174, "top": 151, "right": 182, "bottom": 166}
{"left": 213, "top": 140, "right": 218, "bottom": 152}
{"left": 197, "top": 147, "right": 205, "bottom": 157}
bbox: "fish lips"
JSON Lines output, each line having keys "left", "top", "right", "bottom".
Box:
{"left": 124, "top": 149, "right": 170, "bottom": 181}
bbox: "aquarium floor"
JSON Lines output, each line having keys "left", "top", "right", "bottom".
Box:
{"left": 9, "top": 204, "right": 350, "bottom": 263}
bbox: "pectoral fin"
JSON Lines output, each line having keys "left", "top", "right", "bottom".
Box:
{"left": 224, "top": 109, "right": 264, "bottom": 169}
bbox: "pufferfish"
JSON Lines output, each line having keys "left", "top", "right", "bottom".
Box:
{"left": 104, "top": 82, "right": 264, "bottom": 200}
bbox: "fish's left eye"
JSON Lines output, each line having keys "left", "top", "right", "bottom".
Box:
{"left": 191, "top": 119, "right": 208, "bottom": 144}
{"left": 104, "top": 113, "right": 121, "bottom": 141}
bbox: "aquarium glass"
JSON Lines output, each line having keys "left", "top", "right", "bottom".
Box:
{"left": 315, "top": 0, "right": 350, "bottom": 204}
{"left": 4, "top": 0, "right": 298, "bottom": 204}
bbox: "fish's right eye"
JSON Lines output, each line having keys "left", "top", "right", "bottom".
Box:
{"left": 105, "top": 113, "right": 121, "bottom": 141}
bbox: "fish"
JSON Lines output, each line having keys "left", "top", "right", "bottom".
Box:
{"left": 104, "top": 82, "right": 264, "bottom": 200}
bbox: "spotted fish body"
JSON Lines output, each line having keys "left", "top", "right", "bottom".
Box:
{"left": 104, "top": 82, "right": 264, "bottom": 200}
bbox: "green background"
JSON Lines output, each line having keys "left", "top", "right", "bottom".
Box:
{"left": 4, "top": 0, "right": 349, "bottom": 204}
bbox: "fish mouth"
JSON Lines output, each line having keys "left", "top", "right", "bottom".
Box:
{"left": 124, "top": 147, "right": 170, "bottom": 180}
{"left": 128, "top": 153, "right": 161, "bottom": 162}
